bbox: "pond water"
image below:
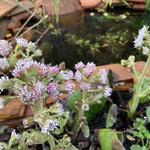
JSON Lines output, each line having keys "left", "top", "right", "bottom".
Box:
{"left": 38, "top": 10, "right": 150, "bottom": 69}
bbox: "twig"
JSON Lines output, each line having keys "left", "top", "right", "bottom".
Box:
{"left": 35, "top": 26, "right": 50, "bottom": 44}
{"left": 14, "top": 11, "right": 36, "bottom": 39}
{"left": 18, "top": 15, "right": 48, "bottom": 38}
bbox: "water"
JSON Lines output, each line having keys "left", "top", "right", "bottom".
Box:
{"left": 5, "top": 10, "right": 150, "bottom": 69}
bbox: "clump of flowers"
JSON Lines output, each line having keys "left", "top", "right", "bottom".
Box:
{"left": 0, "top": 39, "right": 112, "bottom": 148}
{"left": 67, "top": 61, "right": 112, "bottom": 142}
{"left": 0, "top": 38, "right": 42, "bottom": 72}
{"left": 133, "top": 25, "right": 150, "bottom": 55}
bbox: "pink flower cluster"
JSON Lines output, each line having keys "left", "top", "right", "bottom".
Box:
{"left": 0, "top": 40, "right": 12, "bottom": 57}
{"left": 18, "top": 81, "right": 46, "bottom": 104}
{"left": 12, "top": 59, "right": 48, "bottom": 77}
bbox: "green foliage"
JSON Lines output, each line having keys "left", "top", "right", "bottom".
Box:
{"left": 121, "top": 26, "right": 150, "bottom": 117}
{"left": 130, "top": 118, "right": 150, "bottom": 149}
{"left": 146, "top": 0, "right": 150, "bottom": 12}
{"left": 130, "top": 145, "right": 146, "bottom": 150}
{"left": 146, "top": 106, "right": 150, "bottom": 122}
{"left": 106, "top": 104, "right": 118, "bottom": 128}
{"left": 98, "top": 129, "right": 125, "bottom": 150}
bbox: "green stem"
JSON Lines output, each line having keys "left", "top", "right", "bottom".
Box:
{"left": 72, "top": 110, "right": 84, "bottom": 144}
{"left": 48, "top": 132, "right": 55, "bottom": 150}
{"left": 128, "top": 55, "right": 150, "bottom": 117}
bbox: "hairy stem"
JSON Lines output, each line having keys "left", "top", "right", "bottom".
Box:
{"left": 128, "top": 55, "right": 150, "bottom": 117}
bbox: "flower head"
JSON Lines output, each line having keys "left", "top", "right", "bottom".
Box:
{"left": 64, "top": 81, "right": 75, "bottom": 94}
{"left": 49, "top": 65, "right": 59, "bottom": 74}
{"left": 34, "top": 63, "right": 48, "bottom": 77}
{"left": 16, "top": 37, "right": 28, "bottom": 47}
{"left": 59, "top": 70, "right": 74, "bottom": 80}
{"left": 81, "top": 104, "right": 89, "bottom": 111}
{"left": 0, "top": 98, "right": 4, "bottom": 109}
{"left": 74, "top": 70, "right": 82, "bottom": 82}
{"left": 55, "top": 101, "right": 64, "bottom": 115}
{"left": 0, "top": 76, "right": 9, "bottom": 92}
{"left": 18, "top": 85, "right": 33, "bottom": 104}
{"left": 33, "top": 81, "right": 47, "bottom": 99}
{"left": 0, "top": 40, "right": 12, "bottom": 57}
{"left": 104, "top": 86, "right": 112, "bottom": 97}
{"left": 83, "top": 62, "right": 96, "bottom": 76}
{"left": 47, "top": 83, "right": 59, "bottom": 97}
{"left": 134, "top": 25, "right": 148, "bottom": 48}
{"left": 41, "top": 119, "right": 59, "bottom": 133}
{"left": 12, "top": 59, "right": 35, "bottom": 77}
{"left": 11, "top": 130, "right": 20, "bottom": 140}
{"left": 75, "top": 61, "right": 85, "bottom": 70}
{"left": 26, "top": 42, "right": 36, "bottom": 52}
{"left": 142, "top": 47, "right": 149, "bottom": 55}
{"left": 79, "top": 82, "right": 91, "bottom": 91}
{"left": 99, "top": 69, "right": 109, "bottom": 84}
{"left": 0, "top": 58, "right": 9, "bottom": 70}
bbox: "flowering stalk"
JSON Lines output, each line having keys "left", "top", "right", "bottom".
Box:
{"left": 71, "top": 92, "right": 87, "bottom": 143}
{"left": 72, "top": 109, "right": 85, "bottom": 143}
{"left": 128, "top": 54, "right": 150, "bottom": 117}
{"left": 122, "top": 26, "right": 150, "bottom": 117}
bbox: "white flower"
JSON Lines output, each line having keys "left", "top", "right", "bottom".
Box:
{"left": 0, "top": 76, "right": 9, "bottom": 92}
{"left": 59, "top": 70, "right": 74, "bottom": 80}
{"left": 41, "top": 119, "right": 59, "bottom": 133}
{"left": 11, "top": 130, "right": 20, "bottom": 139}
{"left": 99, "top": 69, "right": 109, "bottom": 84}
{"left": 26, "top": 42, "right": 36, "bottom": 52}
{"left": 0, "top": 40, "right": 12, "bottom": 57}
{"left": 55, "top": 101, "right": 64, "bottom": 115}
{"left": 74, "top": 70, "right": 82, "bottom": 82}
{"left": 16, "top": 37, "right": 28, "bottom": 47}
{"left": 142, "top": 47, "right": 149, "bottom": 55}
{"left": 81, "top": 104, "right": 89, "bottom": 111}
{"left": 134, "top": 25, "right": 148, "bottom": 48}
{"left": 0, "top": 143, "right": 3, "bottom": 150}
{"left": 0, "top": 58, "right": 9, "bottom": 70}
{"left": 23, "top": 118, "right": 29, "bottom": 128}
{"left": 0, "top": 98, "right": 4, "bottom": 109}
{"left": 104, "top": 86, "right": 112, "bottom": 97}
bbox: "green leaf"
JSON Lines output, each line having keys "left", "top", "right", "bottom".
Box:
{"left": 130, "top": 145, "right": 142, "bottom": 150}
{"left": 146, "top": 106, "right": 150, "bottom": 122}
{"left": 67, "top": 91, "right": 82, "bottom": 110}
{"left": 67, "top": 93, "right": 107, "bottom": 121}
{"left": 81, "top": 122, "right": 90, "bottom": 138}
{"left": 0, "top": 126, "right": 8, "bottom": 134}
{"left": 106, "top": 104, "right": 118, "bottom": 128}
{"left": 146, "top": 0, "right": 150, "bottom": 12}
{"left": 98, "top": 129, "right": 125, "bottom": 150}
{"left": 84, "top": 97, "right": 107, "bottom": 121}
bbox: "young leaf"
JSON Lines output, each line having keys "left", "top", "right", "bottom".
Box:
{"left": 67, "top": 91, "right": 81, "bottom": 110}
{"left": 84, "top": 97, "right": 107, "bottom": 121}
{"left": 130, "top": 145, "right": 142, "bottom": 150}
{"left": 146, "top": 106, "right": 150, "bottom": 122}
{"left": 98, "top": 129, "right": 125, "bottom": 150}
{"left": 106, "top": 104, "right": 118, "bottom": 128}
{"left": 81, "top": 122, "right": 90, "bottom": 138}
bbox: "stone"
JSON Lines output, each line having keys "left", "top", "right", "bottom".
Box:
{"left": 0, "top": 0, "right": 17, "bottom": 19}
{"left": 0, "top": 98, "right": 25, "bottom": 122}
{"left": 42, "top": 0, "right": 82, "bottom": 16}
{"left": 7, "top": 1, "right": 33, "bottom": 17}
{"left": 79, "top": 0, "right": 102, "bottom": 9}
{"left": 34, "top": 0, "right": 84, "bottom": 29}
{"left": 96, "top": 64, "right": 133, "bottom": 82}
